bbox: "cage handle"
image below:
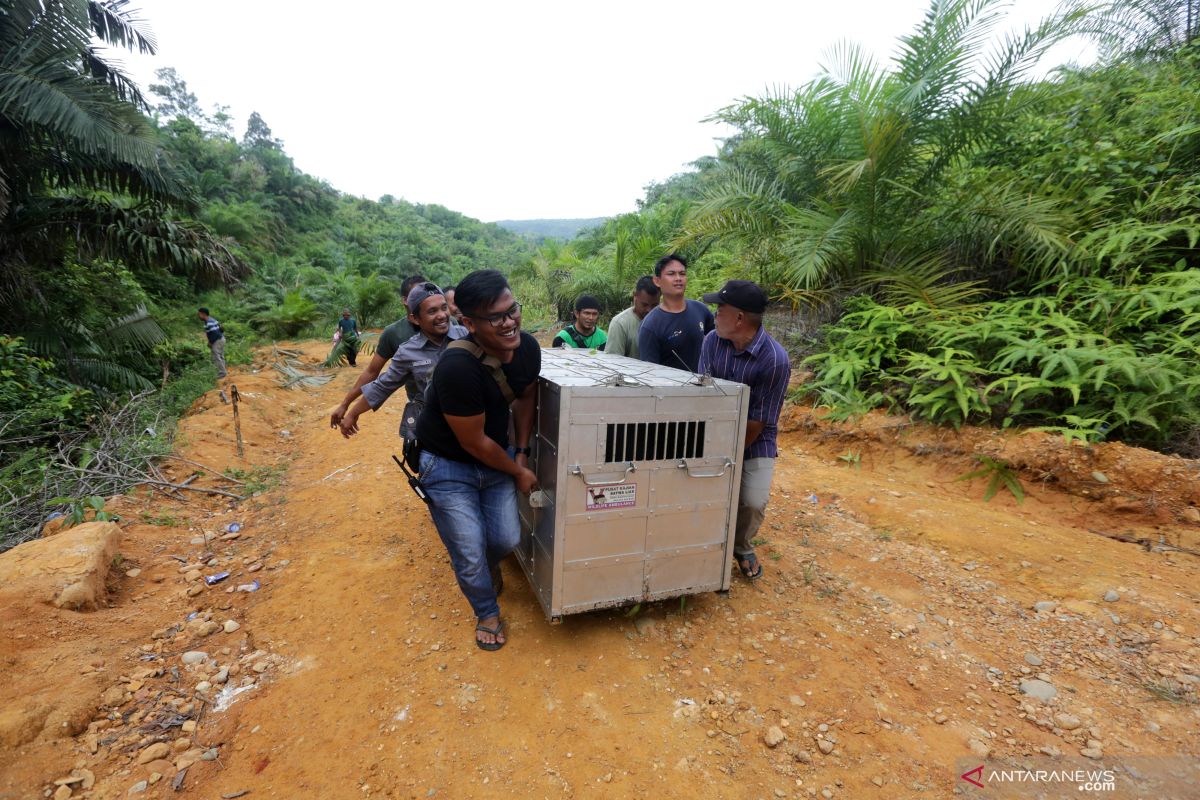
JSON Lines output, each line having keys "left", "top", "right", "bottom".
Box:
{"left": 570, "top": 461, "right": 636, "bottom": 485}
{"left": 676, "top": 457, "right": 733, "bottom": 478}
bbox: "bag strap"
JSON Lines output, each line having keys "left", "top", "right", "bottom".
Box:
{"left": 564, "top": 325, "right": 588, "bottom": 349}
{"left": 448, "top": 340, "right": 516, "bottom": 405}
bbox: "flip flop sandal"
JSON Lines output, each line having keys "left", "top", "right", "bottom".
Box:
{"left": 475, "top": 619, "right": 506, "bottom": 652}
{"left": 738, "top": 553, "right": 764, "bottom": 581}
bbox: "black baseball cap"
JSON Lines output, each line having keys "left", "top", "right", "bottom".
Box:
{"left": 702, "top": 280, "right": 768, "bottom": 314}
{"left": 406, "top": 282, "right": 444, "bottom": 315}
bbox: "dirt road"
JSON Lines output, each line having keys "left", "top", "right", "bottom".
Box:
{"left": 2, "top": 341, "right": 1197, "bottom": 799}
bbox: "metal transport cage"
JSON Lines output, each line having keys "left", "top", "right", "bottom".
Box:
{"left": 515, "top": 349, "right": 750, "bottom": 622}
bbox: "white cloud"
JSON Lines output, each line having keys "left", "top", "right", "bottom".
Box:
{"left": 122, "top": 0, "right": 1093, "bottom": 221}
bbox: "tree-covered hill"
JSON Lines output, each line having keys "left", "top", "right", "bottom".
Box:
{"left": 146, "top": 67, "right": 538, "bottom": 328}
{"left": 494, "top": 217, "right": 609, "bottom": 241}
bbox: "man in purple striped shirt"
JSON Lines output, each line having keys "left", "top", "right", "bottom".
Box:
{"left": 699, "top": 280, "right": 792, "bottom": 582}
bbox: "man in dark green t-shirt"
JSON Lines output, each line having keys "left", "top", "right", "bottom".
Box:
{"left": 329, "top": 274, "right": 426, "bottom": 428}
{"left": 552, "top": 294, "right": 607, "bottom": 350}
{"left": 335, "top": 308, "right": 360, "bottom": 366}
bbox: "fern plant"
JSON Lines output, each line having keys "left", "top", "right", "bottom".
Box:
{"left": 803, "top": 272, "right": 1200, "bottom": 450}
{"left": 955, "top": 456, "right": 1025, "bottom": 503}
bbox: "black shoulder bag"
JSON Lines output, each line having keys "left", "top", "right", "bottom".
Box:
{"left": 394, "top": 341, "right": 516, "bottom": 504}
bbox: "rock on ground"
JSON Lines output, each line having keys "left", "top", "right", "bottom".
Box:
{"left": 1019, "top": 679, "right": 1057, "bottom": 702}
{"left": 0, "top": 521, "right": 121, "bottom": 611}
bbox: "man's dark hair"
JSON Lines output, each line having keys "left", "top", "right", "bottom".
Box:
{"left": 400, "top": 274, "right": 427, "bottom": 299}
{"left": 634, "top": 276, "right": 660, "bottom": 296}
{"left": 198, "top": 307, "right": 210, "bottom": 315}
{"left": 654, "top": 253, "right": 688, "bottom": 276}
{"left": 574, "top": 294, "right": 601, "bottom": 312}
{"left": 454, "top": 269, "right": 511, "bottom": 317}
{"left": 444, "top": 284, "right": 455, "bottom": 293}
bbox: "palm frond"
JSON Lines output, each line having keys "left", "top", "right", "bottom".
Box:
{"left": 83, "top": 45, "right": 147, "bottom": 109}
{"left": 777, "top": 204, "right": 861, "bottom": 289}
{"left": 67, "top": 357, "right": 155, "bottom": 392}
{"left": 93, "top": 305, "right": 166, "bottom": 352}
{"left": 87, "top": 1, "right": 157, "bottom": 55}
{"left": 1087, "top": 0, "right": 1200, "bottom": 59}
{"left": 0, "top": 52, "right": 162, "bottom": 167}
{"left": 15, "top": 197, "right": 248, "bottom": 287}
{"left": 892, "top": 0, "right": 1004, "bottom": 121}
{"left": 864, "top": 254, "right": 987, "bottom": 308}
{"left": 676, "top": 167, "right": 790, "bottom": 248}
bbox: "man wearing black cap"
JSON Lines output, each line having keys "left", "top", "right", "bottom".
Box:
{"left": 700, "top": 280, "right": 791, "bottom": 581}
{"left": 552, "top": 294, "right": 607, "bottom": 350}
{"left": 338, "top": 282, "right": 467, "bottom": 441}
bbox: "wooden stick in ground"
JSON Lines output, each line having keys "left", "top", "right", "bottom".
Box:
{"left": 148, "top": 464, "right": 186, "bottom": 500}
{"left": 60, "top": 464, "right": 244, "bottom": 500}
{"left": 132, "top": 478, "right": 243, "bottom": 501}
{"left": 230, "top": 384, "right": 245, "bottom": 459}
{"left": 159, "top": 455, "right": 247, "bottom": 484}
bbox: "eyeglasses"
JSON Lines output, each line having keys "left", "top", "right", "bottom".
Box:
{"left": 469, "top": 301, "right": 522, "bottom": 327}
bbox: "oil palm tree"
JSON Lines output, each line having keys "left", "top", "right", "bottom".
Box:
{"left": 1, "top": 0, "right": 245, "bottom": 390}
{"left": 676, "top": 0, "right": 1089, "bottom": 300}
{"left": 1092, "top": 0, "right": 1200, "bottom": 57}
{"left": 0, "top": 0, "right": 245, "bottom": 317}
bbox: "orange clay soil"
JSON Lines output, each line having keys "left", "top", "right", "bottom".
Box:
{"left": 1, "top": 340, "right": 1197, "bottom": 800}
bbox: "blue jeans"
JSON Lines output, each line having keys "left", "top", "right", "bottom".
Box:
{"left": 419, "top": 450, "right": 520, "bottom": 621}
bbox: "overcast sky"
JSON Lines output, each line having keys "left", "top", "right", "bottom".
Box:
{"left": 120, "top": 0, "right": 1093, "bottom": 222}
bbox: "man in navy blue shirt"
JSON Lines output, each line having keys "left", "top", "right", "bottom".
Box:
{"left": 637, "top": 254, "right": 713, "bottom": 372}
{"left": 197, "top": 307, "right": 226, "bottom": 379}
{"left": 699, "top": 280, "right": 791, "bottom": 581}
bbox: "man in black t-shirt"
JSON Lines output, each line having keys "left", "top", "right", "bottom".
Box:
{"left": 416, "top": 269, "right": 539, "bottom": 652}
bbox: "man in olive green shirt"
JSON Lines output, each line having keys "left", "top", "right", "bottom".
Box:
{"left": 605, "top": 276, "right": 660, "bottom": 359}
{"left": 329, "top": 274, "right": 426, "bottom": 428}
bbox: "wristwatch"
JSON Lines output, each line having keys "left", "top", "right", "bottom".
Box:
{"left": 514, "top": 446, "right": 532, "bottom": 456}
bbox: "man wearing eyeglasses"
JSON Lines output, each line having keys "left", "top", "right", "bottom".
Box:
{"left": 415, "top": 269, "right": 540, "bottom": 652}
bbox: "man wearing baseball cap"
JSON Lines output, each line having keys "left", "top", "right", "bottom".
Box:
{"left": 330, "top": 274, "right": 428, "bottom": 429}
{"left": 338, "top": 282, "right": 467, "bottom": 442}
{"left": 699, "top": 279, "right": 792, "bottom": 581}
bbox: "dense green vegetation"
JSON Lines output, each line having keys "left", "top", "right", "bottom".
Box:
{"left": 147, "top": 67, "right": 536, "bottom": 334}
{"left": 0, "top": 0, "right": 534, "bottom": 547}
{"left": 524, "top": 0, "right": 1200, "bottom": 453}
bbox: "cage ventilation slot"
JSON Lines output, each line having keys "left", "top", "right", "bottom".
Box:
{"left": 604, "top": 421, "right": 705, "bottom": 463}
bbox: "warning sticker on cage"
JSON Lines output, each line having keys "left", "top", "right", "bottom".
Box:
{"left": 585, "top": 483, "right": 637, "bottom": 510}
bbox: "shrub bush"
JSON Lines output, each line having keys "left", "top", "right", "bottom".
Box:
{"left": 804, "top": 272, "right": 1200, "bottom": 450}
